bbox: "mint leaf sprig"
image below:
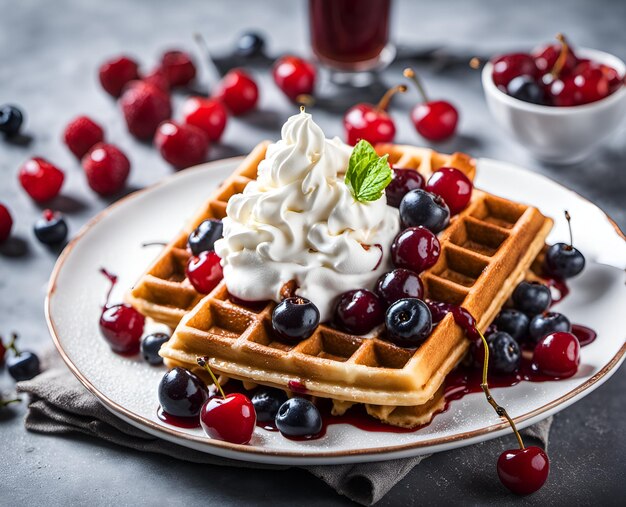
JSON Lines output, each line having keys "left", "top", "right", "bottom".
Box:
{"left": 345, "top": 140, "right": 392, "bottom": 203}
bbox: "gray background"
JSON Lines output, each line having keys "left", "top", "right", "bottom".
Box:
{"left": 1, "top": 0, "right": 625, "bottom": 505}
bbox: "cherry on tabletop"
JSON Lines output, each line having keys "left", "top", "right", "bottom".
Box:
{"left": 275, "top": 397, "right": 322, "bottom": 437}
{"left": 142, "top": 66, "right": 171, "bottom": 94}
{"left": 98, "top": 55, "right": 140, "bottom": 98}
{"left": 375, "top": 268, "right": 424, "bottom": 307}
{"left": 533, "top": 331, "right": 580, "bottom": 377}
{"left": 497, "top": 446, "right": 550, "bottom": 495}
{"left": 271, "top": 296, "right": 320, "bottom": 344}
{"left": 187, "top": 219, "right": 224, "bottom": 255}
{"left": 491, "top": 53, "right": 539, "bottom": 89}
{"left": 386, "top": 168, "right": 425, "bottom": 208}
{"left": 155, "top": 121, "right": 209, "bottom": 170}
{"left": 399, "top": 188, "right": 450, "bottom": 233}
{"left": 391, "top": 226, "right": 441, "bottom": 273}
{"left": 63, "top": 116, "right": 105, "bottom": 159}
{"left": 0, "top": 104, "right": 24, "bottom": 136}
{"left": 99, "top": 303, "right": 145, "bottom": 354}
{"left": 425, "top": 167, "right": 473, "bottom": 215}
{"left": 160, "top": 50, "right": 197, "bottom": 88}
{"left": 0, "top": 203, "right": 13, "bottom": 243}
{"left": 334, "top": 289, "right": 384, "bottom": 335}
{"left": 403, "top": 68, "right": 459, "bottom": 142}
{"left": 251, "top": 388, "right": 288, "bottom": 423}
{"left": 186, "top": 250, "right": 223, "bottom": 294}
{"left": 272, "top": 55, "right": 317, "bottom": 102}
{"left": 18, "top": 157, "right": 65, "bottom": 203}
{"left": 385, "top": 298, "right": 432, "bottom": 348}
{"left": 33, "top": 209, "right": 68, "bottom": 245}
{"left": 120, "top": 81, "right": 172, "bottom": 140}
{"left": 343, "top": 84, "right": 407, "bottom": 146}
{"left": 158, "top": 367, "right": 208, "bottom": 418}
{"left": 140, "top": 332, "right": 170, "bottom": 365}
{"left": 182, "top": 97, "right": 228, "bottom": 142}
{"left": 213, "top": 68, "right": 259, "bottom": 116}
{"left": 82, "top": 142, "right": 131, "bottom": 196}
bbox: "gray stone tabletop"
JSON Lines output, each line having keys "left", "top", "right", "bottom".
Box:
{"left": 1, "top": 0, "right": 625, "bottom": 505}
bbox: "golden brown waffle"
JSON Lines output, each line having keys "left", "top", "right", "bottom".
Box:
{"left": 126, "top": 142, "right": 476, "bottom": 328}
{"left": 160, "top": 189, "right": 552, "bottom": 409}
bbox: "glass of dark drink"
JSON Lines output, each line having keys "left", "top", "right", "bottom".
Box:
{"left": 309, "top": 0, "right": 394, "bottom": 86}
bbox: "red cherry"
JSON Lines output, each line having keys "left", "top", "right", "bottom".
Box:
{"left": 82, "top": 143, "right": 131, "bottom": 196}
{"left": 186, "top": 251, "right": 223, "bottom": 294}
{"left": 213, "top": 69, "right": 259, "bottom": 116}
{"left": 426, "top": 167, "right": 473, "bottom": 215}
{"left": 548, "top": 76, "right": 581, "bottom": 106}
{"left": 272, "top": 55, "right": 316, "bottom": 102}
{"left": 403, "top": 68, "right": 458, "bottom": 142}
{"left": 0, "top": 337, "right": 6, "bottom": 363}
{"left": 391, "top": 226, "right": 441, "bottom": 273}
{"left": 160, "top": 50, "right": 197, "bottom": 87}
{"left": 334, "top": 289, "right": 384, "bottom": 335}
{"left": 143, "top": 67, "right": 171, "bottom": 93}
{"left": 533, "top": 331, "right": 580, "bottom": 377}
{"left": 99, "top": 303, "right": 145, "bottom": 354}
{"left": 200, "top": 393, "right": 256, "bottom": 444}
{"left": 0, "top": 203, "right": 13, "bottom": 243}
{"left": 343, "top": 84, "right": 406, "bottom": 145}
{"left": 154, "top": 121, "right": 209, "bottom": 170}
{"left": 63, "top": 116, "right": 105, "bottom": 159}
{"left": 491, "top": 53, "right": 539, "bottom": 89}
{"left": 18, "top": 158, "right": 64, "bottom": 202}
{"left": 497, "top": 446, "right": 550, "bottom": 495}
{"left": 120, "top": 81, "right": 172, "bottom": 140}
{"left": 572, "top": 66, "right": 610, "bottom": 104}
{"left": 386, "top": 168, "right": 425, "bottom": 208}
{"left": 98, "top": 55, "right": 140, "bottom": 98}
{"left": 181, "top": 97, "right": 228, "bottom": 142}
{"left": 411, "top": 101, "right": 458, "bottom": 142}
{"left": 533, "top": 38, "right": 578, "bottom": 75}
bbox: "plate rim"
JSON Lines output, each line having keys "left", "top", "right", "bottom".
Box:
{"left": 46, "top": 155, "right": 626, "bottom": 461}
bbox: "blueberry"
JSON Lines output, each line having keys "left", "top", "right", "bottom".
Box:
{"left": 272, "top": 297, "right": 320, "bottom": 344}
{"left": 34, "top": 210, "right": 68, "bottom": 245}
{"left": 236, "top": 31, "right": 266, "bottom": 57}
{"left": 188, "top": 219, "right": 223, "bottom": 256}
{"left": 385, "top": 298, "right": 432, "bottom": 348}
{"left": 399, "top": 189, "right": 450, "bottom": 233}
{"left": 158, "top": 367, "right": 208, "bottom": 418}
{"left": 7, "top": 351, "right": 40, "bottom": 381}
{"left": 487, "top": 331, "right": 521, "bottom": 373}
{"left": 275, "top": 397, "right": 322, "bottom": 437}
{"left": 512, "top": 281, "right": 551, "bottom": 316}
{"left": 0, "top": 105, "right": 24, "bottom": 136}
{"left": 528, "top": 312, "right": 571, "bottom": 343}
{"left": 506, "top": 75, "right": 546, "bottom": 105}
{"left": 140, "top": 332, "right": 170, "bottom": 365}
{"left": 544, "top": 243, "right": 585, "bottom": 279}
{"left": 251, "top": 387, "right": 288, "bottom": 422}
{"left": 494, "top": 309, "right": 530, "bottom": 342}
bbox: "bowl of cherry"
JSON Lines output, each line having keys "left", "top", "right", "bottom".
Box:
{"left": 481, "top": 34, "right": 625, "bottom": 164}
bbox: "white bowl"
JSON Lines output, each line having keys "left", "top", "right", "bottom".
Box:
{"left": 482, "top": 48, "right": 626, "bottom": 164}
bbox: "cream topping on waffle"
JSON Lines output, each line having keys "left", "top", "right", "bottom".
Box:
{"left": 215, "top": 110, "right": 400, "bottom": 321}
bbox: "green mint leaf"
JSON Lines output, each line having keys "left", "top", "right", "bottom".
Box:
{"left": 345, "top": 140, "right": 392, "bottom": 202}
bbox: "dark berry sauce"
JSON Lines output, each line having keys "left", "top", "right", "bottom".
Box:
{"left": 157, "top": 407, "right": 201, "bottom": 429}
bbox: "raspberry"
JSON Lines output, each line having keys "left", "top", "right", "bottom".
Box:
{"left": 120, "top": 82, "right": 172, "bottom": 140}
{"left": 154, "top": 121, "right": 209, "bottom": 170}
{"left": 18, "top": 158, "right": 65, "bottom": 202}
{"left": 0, "top": 203, "right": 13, "bottom": 243}
{"left": 182, "top": 97, "right": 228, "bottom": 142}
{"left": 82, "top": 143, "right": 131, "bottom": 196}
{"left": 98, "top": 55, "right": 140, "bottom": 98}
{"left": 160, "top": 50, "right": 196, "bottom": 87}
{"left": 63, "top": 116, "right": 105, "bottom": 159}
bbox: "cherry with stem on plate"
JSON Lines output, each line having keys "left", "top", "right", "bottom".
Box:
{"left": 403, "top": 68, "right": 458, "bottom": 142}
{"left": 477, "top": 330, "right": 550, "bottom": 495}
{"left": 343, "top": 84, "right": 407, "bottom": 146}
{"left": 196, "top": 356, "right": 256, "bottom": 445}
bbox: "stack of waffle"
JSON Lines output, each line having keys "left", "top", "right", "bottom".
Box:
{"left": 127, "top": 143, "right": 552, "bottom": 428}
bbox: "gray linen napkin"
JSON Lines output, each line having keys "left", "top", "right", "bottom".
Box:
{"left": 16, "top": 350, "right": 552, "bottom": 506}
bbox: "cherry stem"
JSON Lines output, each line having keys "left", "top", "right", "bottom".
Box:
{"left": 550, "top": 33, "right": 570, "bottom": 79}
{"left": 193, "top": 32, "right": 223, "bottom": 85}
{"left": 100, "top": 268, "right": 118, "bottom": 308}
{"left": 403, "top": 68, "right": 429, "bottom": 103}
{"left": 564, "top": 210, "right": 573, "bottom": 248}
{"left": 197, "top": 356, "right": 226, "bottom": 399}
{"left": 0, "top": 397, "right": 21, "bottom": 408}
{"left": 297, "top": 95, "right": 315, "bottom": 107}
{"left": 141, "top": 241, "right": 168, "bottom": 248}
{"left": 376, "top": 84, "right": 407, "bottom": 112}
{"left": 7, "top": 332, "right": 19, "bottom": 356}
{"left": 478, "top": 329, "right": 525, "bottom": 450}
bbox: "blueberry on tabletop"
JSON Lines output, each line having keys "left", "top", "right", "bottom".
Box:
{"left": 33, "top": 210, "right": 68, "bottom": 245}
{"left": 236, "top": 31, "right": 266, "bottom": 57}
{"left": 0, "top": 104, "right": 24, "bottom": 136}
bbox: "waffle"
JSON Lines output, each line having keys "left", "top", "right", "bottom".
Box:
{"left": 126, "top": 142, "right": 476, "bottom": 328}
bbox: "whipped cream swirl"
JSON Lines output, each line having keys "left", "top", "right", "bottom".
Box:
{"left": 215, "top": 110, "right": 400, "bottom": 321}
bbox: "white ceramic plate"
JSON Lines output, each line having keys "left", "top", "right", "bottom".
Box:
{"left": 47, "top": 157, "right": 626, "bottom": 465}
